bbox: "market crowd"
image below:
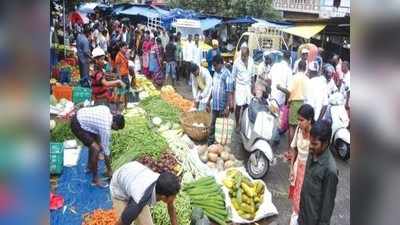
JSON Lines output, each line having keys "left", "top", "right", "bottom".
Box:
{"left": 51, "top": 13, "right": 350, "bottom": 225}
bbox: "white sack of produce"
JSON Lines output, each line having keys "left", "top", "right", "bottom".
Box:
{"left": 216, "top": 167, "right": 278, "bottom": 223}
{"left": 63, "top": 139, "right": 78, "bottom": 149}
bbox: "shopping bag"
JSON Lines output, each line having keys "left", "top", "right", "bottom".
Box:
{"left": 215, "top": 117, "right": 234, "bottom": 145}
{"left": 279, "top": 104, "right": 289, "bottom": 133}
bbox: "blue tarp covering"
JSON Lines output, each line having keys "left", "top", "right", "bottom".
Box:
{"left": 50, "top": 148, "right": 112, "bottom": 225}
{"left": 78, "top": 3, "right": 100, "bottom": 14}
{"left": 253, "top": 18, "right": 293, "bottom": 28}
{"left": 200, "top": 18, "right": 222, "bottom": 31}
{"left": 161, "top": 8, "right": 203, "bottom": 30}
{"left": 117, "top": 5, "right": 169, "bottom": 18}
{"left": 224, "top": 16, "right": 257, "bottom": 24}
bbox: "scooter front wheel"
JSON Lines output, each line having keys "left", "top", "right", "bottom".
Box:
{"left": 246, "top": 150, "right": 270, "bottom": 179}
{"left": 335, "top": 139, "right": 350, "bottom": 161}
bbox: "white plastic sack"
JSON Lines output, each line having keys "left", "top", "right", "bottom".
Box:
{"left": 216, "top": 167, "right": 278, "bottom": 223}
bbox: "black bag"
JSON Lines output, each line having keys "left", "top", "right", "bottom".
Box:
{"left": 248, "top": 97, "right": 266, "bottom": 124}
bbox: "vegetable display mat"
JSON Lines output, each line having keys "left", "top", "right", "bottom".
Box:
{"left": 51, "top": 147, "right": 113, "bottom": 225}
{"left": 216, "top": 167, "right": 278, "bottom": 223}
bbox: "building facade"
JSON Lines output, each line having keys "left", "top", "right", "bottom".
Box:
{"left": 273, "top": 0, "right": 350, "bottom": 19}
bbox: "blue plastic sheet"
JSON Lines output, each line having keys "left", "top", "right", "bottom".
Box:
{"left": 50, "top": 148, "right": 112, "bottom": 225}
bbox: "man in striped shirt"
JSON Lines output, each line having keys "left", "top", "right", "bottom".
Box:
{"left": 70, "top": 105, "right": 125, "bottom": 187}
{"left": 207, "top": 55, "right": 234, "bottom": 146}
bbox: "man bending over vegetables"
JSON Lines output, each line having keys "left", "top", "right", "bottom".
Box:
{"left": 110, "top": 161, "right": 181, "bottom": 225}
{"left": 70, "top": 105, "right": 125, "bottom": 187}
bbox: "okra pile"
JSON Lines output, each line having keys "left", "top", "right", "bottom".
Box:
{"left": 183, "top": 176, "right": 228, "bottom": 225}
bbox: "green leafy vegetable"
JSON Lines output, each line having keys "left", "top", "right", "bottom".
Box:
{"left": 139, "top": 96, "right": 181, "bottom": 123}
{"left": 50, "top": 121, "right": 75, "bottom": 142}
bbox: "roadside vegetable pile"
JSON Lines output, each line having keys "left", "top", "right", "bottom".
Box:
{"left": 161, "top": 86, "right": 194, "bottom": 112}
{"left": 198, "top": 144, "right": 242, "bottom": 171}
{"left": 183, "top": 177, "right": 228, "bottom": 225}
{"left": 111, "top": 115, "right": 168, "bottom": 170}
{"left": 139, "top": 96, "right": 181, "bottom": 123}
{"left": 135, "top": 75, "right": 160, "bottom": 97}
{"left": 152, "top": 191, "right": 192, "bottom": 225}
{"left": 222, "top": 169, "right": 265, "bottom": 220}
{"left": 137, "top": 151, "right": 182, "bottom": 176}
{"left": 82, "top": 209, "right": 118, "bottom": 225}
{"left": 50, "top": 121, "right": 75, "bottom": 142}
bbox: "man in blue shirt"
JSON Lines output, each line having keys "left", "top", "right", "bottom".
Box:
{"left": 76, "top": 26, "right": 92, "bottom": 87}
{"left": 206, "top": 55, "right": 234, "bottom": 146}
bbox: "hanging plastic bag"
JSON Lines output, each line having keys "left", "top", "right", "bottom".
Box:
{"left": 215, "top": 117, "right": 234, "bottom": 145}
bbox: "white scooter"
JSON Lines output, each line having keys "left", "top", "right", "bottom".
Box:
{"left": 324, "top": 92, "right": 351, "bottom": 160}
{"left": 240, "top": 97, "right": 280, "bottom": 179}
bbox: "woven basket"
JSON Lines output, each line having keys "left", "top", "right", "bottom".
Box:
{"left": 180, "top": 111, "right": 211, "bottom": 142}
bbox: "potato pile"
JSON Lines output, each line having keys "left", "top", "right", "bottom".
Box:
{"left": 223, "top": 169, "right": 265, "bottom": 220}
{"left": 198, "top": 144, "right": 242, "bottom": 171}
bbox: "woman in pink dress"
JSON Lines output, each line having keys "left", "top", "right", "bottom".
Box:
{"left": 288, "top": 104, "right": 314, "bottom": 225}
{"left": 141, "top": 30, "right": 153, "bottom": 78}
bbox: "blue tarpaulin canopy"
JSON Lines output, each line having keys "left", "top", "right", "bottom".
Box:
{"left": 224, "top": 16, "right": 257, "bottom": 24}
{"left": 78, "top": 3, "right": 100, "bottom": 14}
{"left": 252, "top": 18, "right": 293, "bottom": 29}
{"left": 200, "top": 18, "right": 222, "bottom": 30}
{"left": 117, "top": 4, "right": 169, "bottom": 18}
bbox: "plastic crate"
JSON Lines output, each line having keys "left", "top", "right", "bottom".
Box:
{"left": 50, "top": 143, "right": 64, "bottom": 175}
{"left": 52, "top": 85, "right": 72, "bottom": 101}
{"left": 73, "top": 86, "right": 92, "bottom": 104}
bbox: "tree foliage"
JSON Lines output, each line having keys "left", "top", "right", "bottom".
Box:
{"left": 167, "top": 0, "right": 280, "bottom": 19}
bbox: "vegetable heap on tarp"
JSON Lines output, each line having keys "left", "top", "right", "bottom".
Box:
{"left": 50, "top": 121, "right": 75, "bottom": 142}
{"left": 161, "top": 86, "right": 194, "bottom": 112}
{"left": 152, "top": 191, "right": 192, "bottom": 225}
{"left": 137, "top": 151, "right": 182, "bottom": 176}
{"left": 139, "top": 96, "right": 181, "bottom": 123}
{"left": 111, "top": 115, "right": 168, "bottom": 170}
{"left": 183, "top": 177, "right": 228, "bottom": 225}
{"left": 82, "top": 209, "right": 118, "bottom": 225}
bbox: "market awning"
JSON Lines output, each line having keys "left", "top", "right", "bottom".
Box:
{"left": 252, "top": 18, "right": 293, "bottom": 29}
{"left": 78, "top": 3, "right": 99, "bottom": 14}
{"left": 200, "top": 18, "right": 222, "bottom": 31}
{"left": 281, "top": 24, "right": 327, "bottom": 39}
{"left": 224, "top": 16, "right": 256, "bottom": 24}
{"left": 118, "top": 5, "right": 169, "bottom": 18}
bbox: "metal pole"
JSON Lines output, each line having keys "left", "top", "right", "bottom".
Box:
{"left": 63, "top": 0, "right": 66, "bottom": 57}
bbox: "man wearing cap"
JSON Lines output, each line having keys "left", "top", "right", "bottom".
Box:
{"left": 231, "top": 43, "right": 256, "bottom": 131}
{"left": 305, "top": 61, "right": 329, "bottom": 121}
{"left": 206, "top": 39, "right": 221, "bottom": 76}
{"left": 91, "top": 47, "right": 125, "bottom": 106}
{"left": 293, "top": 48, "right": 309, "bottom": 74}
{"left": 256, "top": 52, "right": 273, "bottom": 96}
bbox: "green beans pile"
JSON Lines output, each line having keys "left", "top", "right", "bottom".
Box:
{"left": 111, "top": 115, "right": 168, "bottom": 170}
{"left": 152, "top": 191, "right": 192, "bottom": 225}
{"left": 139, "top": 96, "right": 181, "bottom": 123}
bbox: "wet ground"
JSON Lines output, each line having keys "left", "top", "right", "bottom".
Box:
{"left": 174, "top": 79, "right": 350, "bottom": 225}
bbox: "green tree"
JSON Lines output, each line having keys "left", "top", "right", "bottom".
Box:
{"left": 167, "top": 0, "right": 280, "bottom": 19}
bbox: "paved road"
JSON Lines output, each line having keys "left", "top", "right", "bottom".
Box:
{"left": 174, "top": 80, "right": 350, "bottom": 225}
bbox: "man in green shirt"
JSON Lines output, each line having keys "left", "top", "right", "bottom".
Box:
{"left": 298, "top": 120, "right": 338, "bottom": 225}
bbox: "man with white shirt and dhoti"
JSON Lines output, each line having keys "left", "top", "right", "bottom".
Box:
{"left": 231, "top": 43, "right": 256, "bottom": 131}
{"left": 190, "top": 63, "right": 213, "bottom": 111}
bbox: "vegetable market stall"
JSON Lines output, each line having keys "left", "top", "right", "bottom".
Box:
{"left": 50, "top": 74, "right": 278, "bottom": 225}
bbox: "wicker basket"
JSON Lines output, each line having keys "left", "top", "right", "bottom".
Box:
{"left": 180, "top": 111, "right": 211, "bottom": 142}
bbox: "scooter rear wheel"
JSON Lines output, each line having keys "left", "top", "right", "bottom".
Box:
{"left": 246, "top": 150, "right": 270, "bottom": 179}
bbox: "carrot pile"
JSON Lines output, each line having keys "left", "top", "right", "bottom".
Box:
{"left": 82, "top": 209, "right": 118, "bottom": 225}
{"left": 161, "top": 86, "right": 194, "bottom": 112}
